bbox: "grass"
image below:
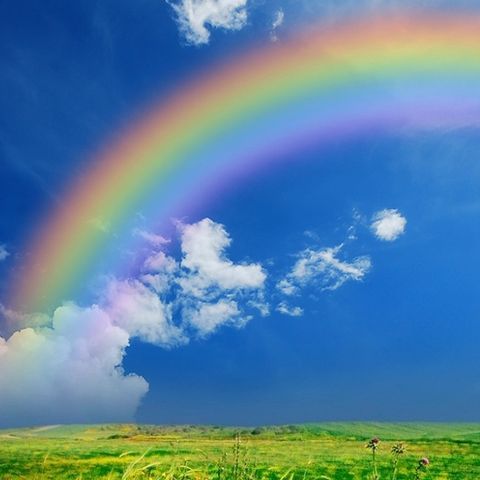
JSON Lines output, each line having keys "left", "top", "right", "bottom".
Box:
{"left": 0, "top": 423, "right": 479, "bottom": 479}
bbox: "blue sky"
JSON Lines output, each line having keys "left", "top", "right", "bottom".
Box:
{"left": 1, "top": 0, "right": 480, "bottom": 427}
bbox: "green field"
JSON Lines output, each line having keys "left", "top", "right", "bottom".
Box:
{"left": 0, "top": 423, "right": 479, "bottom": 479}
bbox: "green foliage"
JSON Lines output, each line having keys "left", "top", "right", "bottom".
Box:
{"left": 0, "top": 423, "right": 478, "bottom": 479}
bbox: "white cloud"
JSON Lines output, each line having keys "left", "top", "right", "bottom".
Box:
{"left": 270, "top": 8, "right": 284, "bottom": 42}
{"left": 276, "top": 302, "right": 303, "bottom": 317}
{"left": 167, "top": 0, "right": 248, "bottom": 45}
{"left": 0, "top": 303, "right": 148, "bottom": 426}
{"left": 143, "top": 251, "right": 177, "bottom": 274}
{"left": 134, "top": 228, "right": 170, "bottom": 248}
{"left": 247, "top": 296, "right": 270, "bottom": 317}
{"left": 371, "top": 209, "right": 407, "bottom": 241}
{"left": 279, "top": 244, "right": 371, "bottom": 294}
{"left": 0, "top": 245, "right": 9, "bottom": 262}
{"left": 185, "top": 300, "right": 245, "bottom": 336}
{"left": 276, "top": 278, "right": 298, "bottom": 296}
{"left": 104, "top": 279, "right": 186, "bottom": 347}
{"left": 0, "top": 217, "right": 270, "bottom": 426}
{"left": 116, "top": 218, "right": 267, "bottom": 343}
{"left": 140, "top": 251, "right": 179, "bottom": 294}
{"left": 111, "top": 218, "right": 267, "bottom": 343}
{"left": 176, "top": 218, "right": 266, "bottom": 334}
{"left": 179, "top": 218, "right": 266, "bottom": 297}
{"left": 0, "top": 213, "right": 401, "bottom": 426}
{"left": 272, "top": 9, "right": 284, "bottom": 29}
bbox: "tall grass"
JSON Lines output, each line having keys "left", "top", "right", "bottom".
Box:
{"left": 114, "top": 435, "right": 429, "bottom": 480}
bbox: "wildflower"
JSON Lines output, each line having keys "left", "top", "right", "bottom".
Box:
{"left": 414, "top": 456, "right": 430, "bottom": 479}
{"left": 366, "top": 437, "right": 380, "bottom": 480}
{"left": 391, "top": 442, "right": 405, "bottom": 455}
{"left": 366, "top": 437, "right": 380, "bottom": 450}
{"left": 391, "top": 443, "right": 406, "bottom": 480}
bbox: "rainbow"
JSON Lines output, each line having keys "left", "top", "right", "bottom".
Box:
{"left": 15, "top": 13, "right": 480, "bottom": 313}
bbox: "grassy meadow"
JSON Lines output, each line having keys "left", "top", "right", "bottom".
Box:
{"left": 0, "top": 423, "right": 479, "bottom": 479}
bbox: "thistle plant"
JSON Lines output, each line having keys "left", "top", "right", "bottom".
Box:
{"left": 390, "top": 442, "right": 405, "bottom": 480}
{"left": 366, "top": 437, "right": 380, "bottom": 480}
{"left": 414, "top": 457, "right": 430, "bottom": 480}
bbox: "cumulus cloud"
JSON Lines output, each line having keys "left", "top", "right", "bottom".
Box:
{"left": 0, "top": 214, "right": 391, "bottom": 426}
{"left": 0, "top": 218, "right": 268, "bottom": 426}
{"left": 371, "top": 209, "right": 407, "bottom": 241}
{"left": 167, "top": 0, "right": 248, "bottom": 45}
{"left": 179, "top": 218, "right": 266, "bottom": 297}
{"left": 185, "top": 300, "right": 246, "bottom": 336}
{"left": 279, "top": 244, "right": 371, "bottom": 295}
{"left": 175, "top": 218, "right": 266, "bottom": 335}
{"left": 0, "top": 245, "right": 9, "bottom": 262}
{"left": 0, "top": 303, "right": 148, "bottom": 427}
{"left": 104, "top": 279, "right": 186, "bottom": 347}
{"left": 107, "top": 218, "right": 267, "bottom": 344}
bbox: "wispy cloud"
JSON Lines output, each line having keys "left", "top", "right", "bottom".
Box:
{"left": 276, "top": 301, "right": 303, "bottom": 317}
{"left": 371, "top": 209, "right": 407, "bottom": 241}
{"left": 270, "top": 8, "right": 285, "bottom": 42}
{"left": 166, "top": 0, "right": 248, "bottom": 45}
{"left": 134, "top": 228, "right": 170, "bottom": 248}
{"left": 278, "top": 244, "right": 371, "bottom": 296}
{"left": 0, "top": 245, "right": 9, "bottom": 262}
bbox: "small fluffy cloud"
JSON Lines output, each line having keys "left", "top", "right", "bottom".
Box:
{"left": 167, "top": 0, "right": 248, "bottom": 45}
{"left": 279, "top": 244, "right": 371, "bottom": 295}
{"left": 0, "top": 304, "right": 148, "bottom": 427}
{"left": 0, "top": 245, "right": 9, "bottom": 262}
{"left": 371, "top": 209, "right": 407, "bottom": 241}
{"left": 277, "top": 278, "right": 298, "bottom": 296}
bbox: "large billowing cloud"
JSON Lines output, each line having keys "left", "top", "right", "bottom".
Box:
{"left": 0, "top": 304, "right": 148, "bottom": 427}
{"left": 167, "top": 0, "right": 248, "bottom": 45}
